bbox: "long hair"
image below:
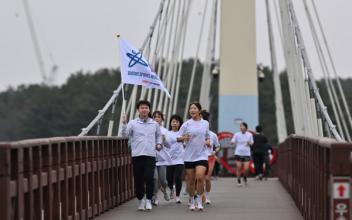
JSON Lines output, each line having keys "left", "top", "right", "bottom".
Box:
{"left": 200, "top": 110, "right": 210, "bottom": 121}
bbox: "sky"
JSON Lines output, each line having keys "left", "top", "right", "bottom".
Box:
{"left": 1, "top": 0, "right": 352, "bottom": 92}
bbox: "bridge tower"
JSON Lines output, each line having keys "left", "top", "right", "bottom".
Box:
{"left": 219, "top": 0, "right": 258, "bottom": 133}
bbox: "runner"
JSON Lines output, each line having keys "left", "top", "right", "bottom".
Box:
{"left": 230, "top": 122, "right": 253, "bottom": 187}
{"left": 121, "top": 100, "right": 162, "bottom": 211}
{"left": 177, "top": 102, "right": 211, "bottom": 211}
{"left": 152, "top": 111, "right": 171, "bottom": 205}
{"left": 164, "top": 114, "right": 184, "bottom": 203}
{"left": 200, "top": 110, "right": 220, "bottom": 205}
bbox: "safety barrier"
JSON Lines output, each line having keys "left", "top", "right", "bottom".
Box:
{"left": 278, "top": 135, "right": 352, "bottom": 220}
{"left": 0, "top": 136, "right": 133, "bottom": 220}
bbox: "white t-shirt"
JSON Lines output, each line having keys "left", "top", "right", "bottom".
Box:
{"left": 207, "top": 131, "right": 219, "bottom": 156}
{"left": 156, "top": 126, "right": 172, "bottom": 166}
{"left": 165, "top": 130, "right": 184, "bottom": 165}
{"left": 231, "top": 131, "right": 253, "bottom": 156}
{"left": 179, "top": 118, "right": 210, "bottom": 162}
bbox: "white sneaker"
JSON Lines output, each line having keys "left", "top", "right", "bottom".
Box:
{"left": 189, "top": 198, "right": 195, "bottom": 211}
{"left": 138, "top": 199, "right": 145, "bottom": 211}
{"left": 237, "top": 183, "right": 243, "bottom": 187}
{"left": 152, "top": 198, "right": 159, "bottom": 206}
{"left": 170, "top": 188, "right": 175, "bottom": 200}
{"left": 205, "top": 198, "right": 211, "bottom": 205}
{"left": 145, "top": 199, "right": 152, "bottom": 211}
{"left": 176, "top": 196, "right": 181, "bottom": 204}
{"left": 163, "top": 188, "right": 170, "bottom": 201}
{"left": 196, "top": 197, "right": 204, "bottom": 211}
{"left": 189, "top": 203, "right": 195, "bottom": 211}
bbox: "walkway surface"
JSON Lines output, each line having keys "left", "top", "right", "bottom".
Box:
{"left": 97, "top": 178, "right": 303, "bottom": 220}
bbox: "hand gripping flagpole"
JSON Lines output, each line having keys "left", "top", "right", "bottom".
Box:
{"left": 116, "top": 34, "right": 128, "bottom": 136}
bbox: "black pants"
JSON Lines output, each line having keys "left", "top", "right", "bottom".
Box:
{"left": 166, "top": 164, "right": 184, "bottom": 197}
{"left": 253, "top": 152, "right": 264, "bottom": 176}
{"left": 264, "top": 154, "right": 271, "bottom": 177}
{"left": 132, "top": 156, "right": 156, "bottom": 200}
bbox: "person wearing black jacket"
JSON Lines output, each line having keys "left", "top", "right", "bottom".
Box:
{"left": 251, "top": 126, "right": 268, "bottom": 180}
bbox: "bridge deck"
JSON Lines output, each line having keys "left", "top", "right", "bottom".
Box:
{"left": 96, "top": 178, "right": 303, "bottom": 220}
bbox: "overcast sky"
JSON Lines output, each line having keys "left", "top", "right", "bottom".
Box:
{"left": 1, "top": 0, "right": 351, "bottom": 91}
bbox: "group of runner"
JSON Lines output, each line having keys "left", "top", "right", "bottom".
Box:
{"left": 121, "top": 100, "right": 220, "bottom": 211}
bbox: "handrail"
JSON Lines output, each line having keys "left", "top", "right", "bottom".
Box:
{"left": 0, "top": 136, "right": 133, "bottom": 220}
{"left": 278, "top": 135, "right": 352, "bottom": 220}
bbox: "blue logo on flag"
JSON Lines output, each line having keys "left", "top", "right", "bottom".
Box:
{"left": 126, "top": 50, "right": 148, "bottom": 68}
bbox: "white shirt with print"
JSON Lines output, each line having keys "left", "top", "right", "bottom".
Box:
{"left": 178, "top": 118, "right": 210, "bottom": 162}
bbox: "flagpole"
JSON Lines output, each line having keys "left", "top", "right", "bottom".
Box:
{"left": 121, "top": 83, "right": 126, "bottom": 115}
{"left": 117, "top": 34, "right": 128, "bottom": 136}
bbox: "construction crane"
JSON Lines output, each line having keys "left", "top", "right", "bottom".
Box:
{"left": 22, "top": 0, "right": 57, "bottom": 86}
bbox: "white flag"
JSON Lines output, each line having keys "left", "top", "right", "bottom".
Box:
{"left": 119, "top": 39, "right": 171, "bottom": 97}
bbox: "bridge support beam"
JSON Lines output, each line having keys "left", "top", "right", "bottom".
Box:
{"left": 219, "top": 0, "right": 258, "bottom": 132}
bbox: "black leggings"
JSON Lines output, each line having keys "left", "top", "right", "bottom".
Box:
{"left": 132, "top": 156, "right": 156, "bottom": 200}
{"left": 166, "top": 164, "right": 184, "bottom": 197}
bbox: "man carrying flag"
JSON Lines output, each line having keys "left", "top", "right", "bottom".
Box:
{"left": 118, "top": 39, "right": 169, "bottom": 211}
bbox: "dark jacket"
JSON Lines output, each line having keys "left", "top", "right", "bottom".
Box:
{"left": 252, "top": 133, "right": 268, "bottom": 154}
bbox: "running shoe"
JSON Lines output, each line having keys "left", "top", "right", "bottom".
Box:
{"left": 196, "top": 197, "right": 204, "bottom": 211}
{"left": 152, "top": 198, "right": 159, "bottom": 206}
{"left": 205, "top": 197, "right": 211, "bottom": 205}
{"left": 138, "top": 199, "right": 145, "bottom": 211}
{"left": 163, "top": 188, "right": 170, "bottom": 201}
{"left": 176, "top": 196, "right": 181, "bottom": 204}
{"left": 170, "top": 188, "right": 175, "bottom": 200}
{"left": 145, "top": 199, "right": 152, "bottom": 211}
{"left": 189, "top": 197, "right": 195, "bottom": 211}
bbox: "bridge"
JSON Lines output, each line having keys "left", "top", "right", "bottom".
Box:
{"left": 0, "top": 136, "right": 351, "bottom": 219}
{"left": 1, "top": 0, "right": 352, "bottom": 220}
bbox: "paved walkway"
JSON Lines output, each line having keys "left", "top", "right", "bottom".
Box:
{"left": 97, "top": 178, "right": 303, "bottom": 220}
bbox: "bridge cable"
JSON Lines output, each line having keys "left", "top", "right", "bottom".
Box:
{"left": 286, "top": 0, "right": 342, "bottom": 140}
{"left": 172, "top": 0, "right": 193, "bottom": 115}
{"left": 311, "top": 0, "right": 352, "bottom": 139}
{"left": 199, "top": 0, "right": 218, "bottom": 112}
{"left": 162, "top": 0, "right": 184, "bottom": 123}
{"left": 265, "top": 0, "right": 288, "bottom": 142}
{"left": 184, "top": 0, "right": 209, "bottom": 120}
{"left": 279, "top": 0, "right": 310, "bottom": 136}
{"left": 302, "top": 0, "right": 350, "bottom": 141}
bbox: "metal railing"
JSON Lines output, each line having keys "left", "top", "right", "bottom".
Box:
{"left": 0, "top": 136, "right": 134, "bottom": 220}
{"left": 278, "top": 135, "right": 352, "bottom": 220}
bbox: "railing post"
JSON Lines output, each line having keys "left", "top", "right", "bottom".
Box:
{"left": 0, "top": 136, "right": 133, "bottom": 220}
{"left": 330, "top": 143, "right": 352, "bottom": 220}
{"left": 0, "top": 144, "right": 11, "bottom": 220}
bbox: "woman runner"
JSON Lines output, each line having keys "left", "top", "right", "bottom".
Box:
{"left": 177, "top": 102, "right": 211, "bottom": 211}
{"left": 164, "top": 114, "right": 184, "bottom": 203}
{"left": 230, "top": 122, "right": 254, "bottom": 187}
{"left": 152, "top": 111, "right": 171, "bottom": 205}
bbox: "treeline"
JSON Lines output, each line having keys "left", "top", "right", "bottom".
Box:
{"left": 0, "top": 60, "right": 351, "bottom": 144}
